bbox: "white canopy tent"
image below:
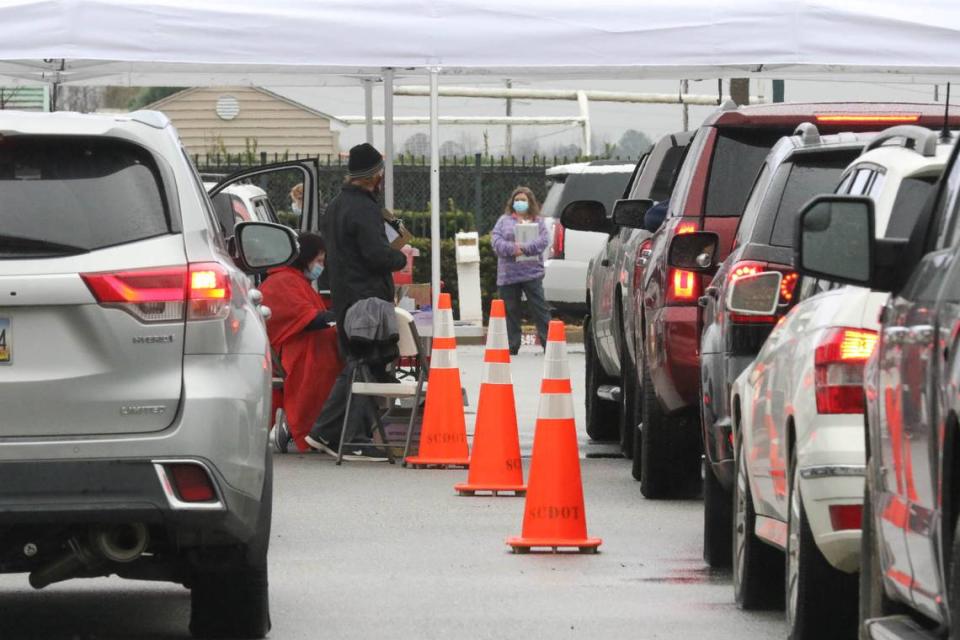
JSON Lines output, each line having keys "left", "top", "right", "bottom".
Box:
{"left": 2, "top": 0, "right": 960, "bottom": 315}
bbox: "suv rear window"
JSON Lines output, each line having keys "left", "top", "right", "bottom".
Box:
{"left": 885, "top": 176, "right": 937, "bottom": 239}
{"left": 543, "top": 170, "right": 633, "bottom": 218}
{"left": 705, "top": 128, "right": 790, "bottom": 217}
{"left": 769, "top": 153, "right": 859, "bottom": 247}
{"left": 0, "top": 136, "right": 170, "bottom": 255}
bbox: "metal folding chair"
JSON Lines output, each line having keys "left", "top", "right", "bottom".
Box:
{"left": 336, "top": 307, "right": 429, "bottom": 465}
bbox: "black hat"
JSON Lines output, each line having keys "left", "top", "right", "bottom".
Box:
{"left": 348, "top": 143, "right": 384, "bottom": 179}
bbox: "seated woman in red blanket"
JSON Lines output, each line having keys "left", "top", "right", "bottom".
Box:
{"left": 260, "top": 233, "right": 343, "bottom": 452}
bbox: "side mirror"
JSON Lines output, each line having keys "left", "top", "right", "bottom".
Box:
{"left": 668, "top": 231, "right": 720, "bottom": 271}
{"left": 612, "top": 198, "right": 654, "bottom": 229}
{"left": 234, "top": 222, "right": 299, "bottom": 272}
{"left": 726, "top": 271, "right": 783, "bottom": 316}
{"left": 796, "top": 195, "right": 874, "bottom": 286}
{"left": 560, "top": 200, "right": 611, "bottom": 233}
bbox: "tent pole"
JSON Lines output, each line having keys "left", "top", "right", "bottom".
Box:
{"left": 363, "top": 78, "right": 374, "bottom": 144}
{"left": 383, "top": 68, "right": 395, "bottom": 211}
{"left": 429, "top": 67, "right": 441, "bottom": 317}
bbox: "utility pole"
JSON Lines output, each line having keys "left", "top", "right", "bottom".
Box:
{"left": 681, "top": 80, "right": 689, "bottom": 131}
{"left": 505, "top": 79, "right": 513, "bottom": 156}
{"left": 730, "top": 78, "right": 750, "bottom": 106}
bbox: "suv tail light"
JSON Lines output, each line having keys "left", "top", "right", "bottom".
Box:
{"left": 814, "top": 328, "right": 878, "bottom": 414}
{"left": 82, "top": 263, "right": 231, "bottom": 323}
{"left": 727, "top": 261, "right": 798, "bottom": 323}
{"left": 551, "top": 222, "right": 565, "bottom": 259}
{"left": 187, "top": 263, "right": 231, "bottom": 321}
{"left": 666, "top": 222, "right": 700, "bottom": 304}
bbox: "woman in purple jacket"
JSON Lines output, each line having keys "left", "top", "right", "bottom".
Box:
{"left": 491, "top": 186, "right": 552, "bottom": 354}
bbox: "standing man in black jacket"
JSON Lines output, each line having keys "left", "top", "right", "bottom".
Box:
{"left": 306, "top": 143, "right": 408, "bottom": 460}
{"left": 324, "top": 143, "right": 407, "bottom": 349}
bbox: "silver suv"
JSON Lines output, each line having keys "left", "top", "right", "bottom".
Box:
{"left": 0, "top": 110, "right": 312, "bottom": 638}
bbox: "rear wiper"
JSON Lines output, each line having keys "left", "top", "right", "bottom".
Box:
{"left": 0, "top": 234, "right": 89, "bottom": 255}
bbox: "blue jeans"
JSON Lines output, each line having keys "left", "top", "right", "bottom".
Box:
{"left": 499, "top": 279, "right": 551, "bottom": 353}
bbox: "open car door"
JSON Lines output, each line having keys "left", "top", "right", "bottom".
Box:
{"left": 207, "top": 159, "right": 322, "bottom": 237}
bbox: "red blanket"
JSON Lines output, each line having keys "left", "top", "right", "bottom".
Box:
{"left": 261, "top": 266, "right": 342, "bottom": 452}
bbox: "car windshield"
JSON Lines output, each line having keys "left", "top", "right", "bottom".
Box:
{"left": 0, "top": 135, "right": 171, "bottom": 255}
{"left": 704, "top": 128, "right": 792, "bottom": 217}
{"left": 769, "top": 153, "right": 860, "bottom": 247}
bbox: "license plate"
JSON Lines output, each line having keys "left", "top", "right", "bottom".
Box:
{"left": 0, "top": 318, "right": 10, "bottom": 364}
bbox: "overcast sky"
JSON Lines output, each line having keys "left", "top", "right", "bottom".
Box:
{"left": 270, "top": 76, "right": 947, "bottom": 157}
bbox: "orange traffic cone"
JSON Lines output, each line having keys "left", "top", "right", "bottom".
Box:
{"left": 507, "top": 320, "right": 601, "bottom": 553}
{"left": 405, "top": 293, "right": 470, "bottom": 469}
{"left": 455, "top": 300, "right": 525, "bottom": 496}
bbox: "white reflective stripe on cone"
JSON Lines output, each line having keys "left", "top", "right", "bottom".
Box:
{"left": 538, "top": 392, "right": 575, "bottom": 420}
{"left": 436, "top": 309, "right": 455, "bottom": 338}
{"left": 431, "top": 348, "right": 459, "bottom": 369}
{"left": 482, "top": 361, "right": 512, "bottom": 385}
{"left": 486, "top": 318, "right": 509, "bottom": 350}
{"left": 543, "top": 353, "right": 571, "bottom": 381}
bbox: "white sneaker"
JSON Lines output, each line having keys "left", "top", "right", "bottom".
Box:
{"left": 341, "top": 447, "right": 390, "bottom": 462}
{"left": 304, "top": 434, "right": 338, "bottom": 457}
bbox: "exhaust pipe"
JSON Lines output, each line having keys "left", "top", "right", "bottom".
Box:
{"left": 28, "top": 523, "right": 149, "bottom": 589}
{"left": 92, "top": 523, "right": 149, "bottom": 564}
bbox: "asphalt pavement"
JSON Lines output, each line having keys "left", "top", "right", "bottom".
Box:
{"left": 0, "top": 345, "right": 789, "bottom": 639}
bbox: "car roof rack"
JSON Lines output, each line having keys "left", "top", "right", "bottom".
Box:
{"left": 793, "top": 122, "right": 821, "bottom": 145}
{"left": 863, "top": 125, "right": 939, "bottom": 157}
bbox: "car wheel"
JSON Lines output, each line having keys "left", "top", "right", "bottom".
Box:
{"left": 786, "top": 450, "right": 856, "bottom": 640}
{"left": 190, "top": 451, "right": 272, "bottom": 639}
{"left": 733, "top": 435, "right": 784, "bottom": 610}
{"left": 703, "top": 460, "right": 732, "bottom": 568}
{"left": 639, "top": 350, "right": 701, "bottom": 499}
{"left": 631, "top": 359, "right": 644, "bottom": 481}
{"left": 619, "top": 335, "right": 638, "bottom": 459}
{"left": 584, "top": 315, "right": 618, "bottom": 442}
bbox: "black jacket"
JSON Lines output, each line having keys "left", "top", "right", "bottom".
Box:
{"left": 324, "top": 184, "right": 406, "bottom": 330}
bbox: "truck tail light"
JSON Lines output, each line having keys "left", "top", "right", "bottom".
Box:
{"left": 551, "top": 222, "right": 565, "bottom": 259}
{"left": 82, "top": 263, "right": 231, "bottom": 323}
{"left": 634, "top": 238, "right": 653, "bottom": 285}
{"left": 814, "top": 328, "right": 878, "bottom": 414}
{"left": 829, "top": 504, "right": 862, "bottom": 531}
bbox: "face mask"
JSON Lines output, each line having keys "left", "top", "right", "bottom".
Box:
{"left": 291, "top": 202, "right": 302, "bottom": 216}
{"left": 306, "top": 264, "right": 324, "bottom": 281}
{"left": 513, "top": 200, "right": 529, "bottom": 214}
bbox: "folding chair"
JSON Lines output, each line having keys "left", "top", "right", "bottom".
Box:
{"left": 336, "top": 307, "right": 429, "bottom": 465}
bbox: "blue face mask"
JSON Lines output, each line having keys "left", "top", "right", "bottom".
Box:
{"left": 306, "top": 264, "right": 324, "bottom": 281}
{"left": 513, "top": 200, "right": 529, "bottom": 214}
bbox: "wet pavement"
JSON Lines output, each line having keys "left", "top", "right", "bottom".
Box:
{"left": 0, "top": 345, "right": 789, "bottom": 639}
